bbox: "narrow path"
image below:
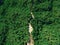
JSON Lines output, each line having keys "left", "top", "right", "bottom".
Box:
{"left": 27, "top": 12, "right": 35, "bottom": 45}
{"left": 31, "top": 12, "right": 35, "bottom": 19}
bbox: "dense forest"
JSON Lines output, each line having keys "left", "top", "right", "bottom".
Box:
{"left": 0, "top": 0, "right": 60, "bottom": 45}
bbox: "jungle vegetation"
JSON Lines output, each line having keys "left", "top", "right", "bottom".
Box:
{"left": 0, "top": 0, "right": 60, "bottom": 45}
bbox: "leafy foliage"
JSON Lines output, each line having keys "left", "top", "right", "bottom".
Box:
{"left": 31, "top": 0, "right": 60, "bottom": 45}
{"left": 0, "top": 0, "right": 30, "bottom": 45}
{"left": 0, "top": 0, "right": 60, "bottom": 45}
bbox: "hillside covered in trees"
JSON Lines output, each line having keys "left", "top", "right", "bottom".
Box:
{"left": 0, "top": 0, "right": 60, "bottom": 45}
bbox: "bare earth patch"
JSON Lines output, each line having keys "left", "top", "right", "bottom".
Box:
{"left": 27, "top": 12, "right": 35, "bottom": 45}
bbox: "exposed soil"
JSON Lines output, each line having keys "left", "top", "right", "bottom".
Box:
{"left": 27, "top": 12, "right": 34, "bottom": 45}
